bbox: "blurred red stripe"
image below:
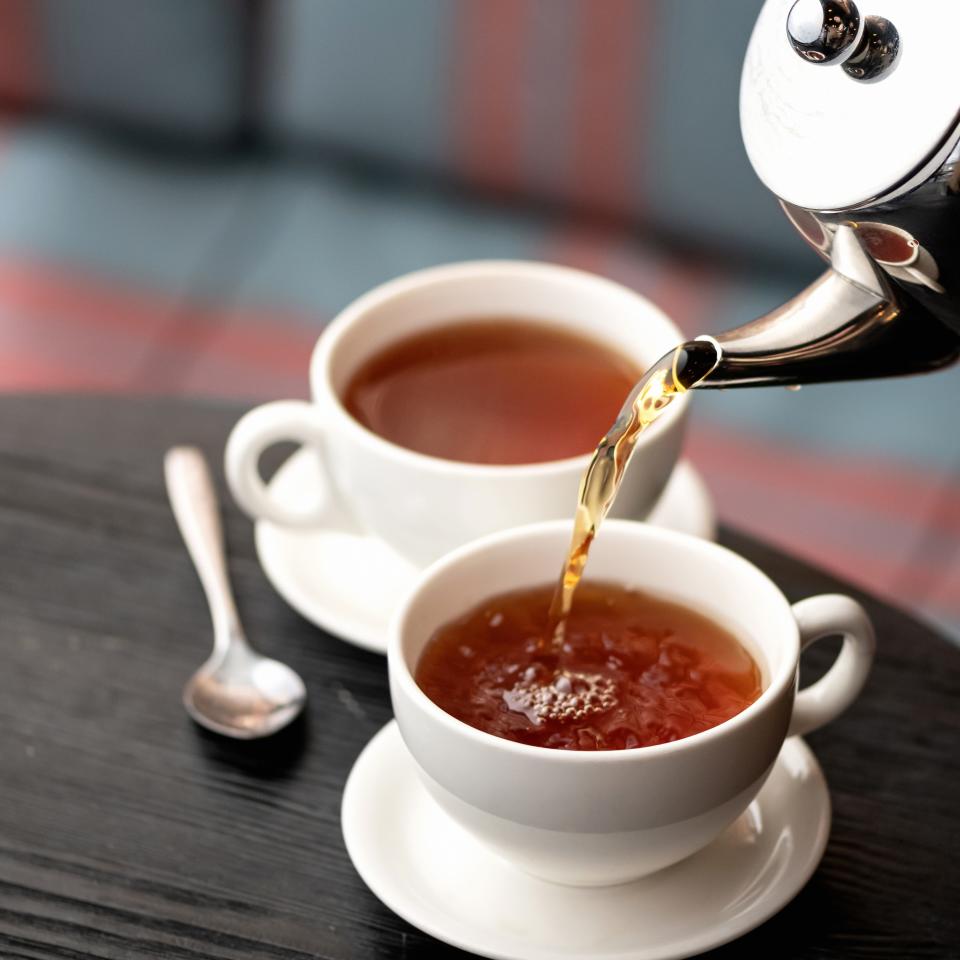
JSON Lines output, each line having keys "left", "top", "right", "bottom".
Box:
{"left": 542, "top": 226, "right": 719, "bottom": 336}
{"left": 0, "top": 351, "right": 124, "bottom": 393}
{"left": 0, "top": 333, "right": 309, "bottom": 400}
{"left": 730, "top": 519, "right": 960, "bottom": 616}
{"left": 0, "top": 0, "right": 42, "bottom": 106}
{"left": 689, "top": 425, "right": 960, "bottom": 534}
{"left": 734, "top": 525, "right": 960, "bottom": 615}
{"left": 570, "top": 0, "right": 642, "bottom": 215}
{"left": 456, "top": 0, "right": 535, "bottom": 194}
{"left": 689, "top": 424, "right": 960, "bottom": 613}
{"left": 0, "top": 259, "right": 318, "bottom": 376}
{"left": 542, "top": 223, "right": 619, "bottom": 276}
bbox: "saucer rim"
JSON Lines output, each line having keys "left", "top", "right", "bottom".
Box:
{"left": 255, "top": 457, "right": 716, "bottom": 654}
{"left": 341, "top": 721, "right": 832, "bottom": 960}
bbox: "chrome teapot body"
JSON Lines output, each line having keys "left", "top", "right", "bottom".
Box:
{"left": 702, "top": 0, "right": 960, "bottom": 388}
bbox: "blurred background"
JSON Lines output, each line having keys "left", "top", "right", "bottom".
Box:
{"left": 0, "top": 0, "right": 956, "bottom": 637}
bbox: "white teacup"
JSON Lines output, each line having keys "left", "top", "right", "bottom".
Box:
{"left": 389, "top": 520, "right": 875, "bottom": 886}
{"left": 225, "top": 261, "right": 687, "bottom": 568}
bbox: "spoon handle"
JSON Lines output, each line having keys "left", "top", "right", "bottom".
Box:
{"left": 164, "top": 446, "right": 244, "bottom": 648}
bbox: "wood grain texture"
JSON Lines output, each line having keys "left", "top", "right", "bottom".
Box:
{"left": 0, "top": 396, "right": 956, "bottom": 960}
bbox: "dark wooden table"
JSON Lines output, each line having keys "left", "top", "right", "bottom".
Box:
{"left": 1, "top": 396, "right": 957, "bottom": 960}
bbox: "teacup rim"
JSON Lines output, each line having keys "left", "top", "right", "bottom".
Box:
{"left": 389, "top": 519, "right": 800, "bottom": 763}
{"left": 308, "top": 259, "right": 689, "bottom": 478}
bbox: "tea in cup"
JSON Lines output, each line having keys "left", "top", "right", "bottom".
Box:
{"left": 416, "top": 578, "right": 763, "bottom": 751}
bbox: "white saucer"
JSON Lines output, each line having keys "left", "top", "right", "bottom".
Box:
{"left": 342, "top": 722, "right": 831, "bottom": 960}
{"left": 255, "top": 452, "right": 716, "bottom": 654}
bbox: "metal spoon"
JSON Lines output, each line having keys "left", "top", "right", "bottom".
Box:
{"left": 164, "top": 446, "right": 306, "bottom": 738}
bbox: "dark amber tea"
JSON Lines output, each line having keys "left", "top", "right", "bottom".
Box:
{"left": 416, "top": 581, "right": 762, "bottom": 751}
{"left": 343, "top": 319, "right": 640, "bottom": 465}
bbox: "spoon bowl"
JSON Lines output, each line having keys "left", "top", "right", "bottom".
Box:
{"left": 184, "top": 654, "right": 307, "bottom": 739}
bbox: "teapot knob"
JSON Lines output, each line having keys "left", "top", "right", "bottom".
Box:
{"left": 786, "top": 0, "right": 899, "bottom": 80}
{"left": 786, "top": 0, "right": 862, "bottom": 64}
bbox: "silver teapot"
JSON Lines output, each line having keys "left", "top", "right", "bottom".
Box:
{"left": 702, "top": 0, "right": 960, "bottom": 388}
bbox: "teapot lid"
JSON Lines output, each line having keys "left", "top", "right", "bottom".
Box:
{"left": 741, "top": 0, "right": 960, "bottom": 212}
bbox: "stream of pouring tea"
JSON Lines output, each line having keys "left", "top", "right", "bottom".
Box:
{"left": 547, "top": 337, "right": 721, "bottom": 643}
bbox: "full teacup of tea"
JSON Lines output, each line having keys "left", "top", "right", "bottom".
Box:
{"left": 225, "top": 261, "right": 687, "bottom": 567}
{"left": 389, "top": 520, "right": 874, "bottom": 886}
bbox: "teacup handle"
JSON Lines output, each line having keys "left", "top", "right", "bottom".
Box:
{"left": 225, "top": 400, "right": 345, "bottom": 528}
{"left": 788, "top": 594, "right": 875, "bottom": 738}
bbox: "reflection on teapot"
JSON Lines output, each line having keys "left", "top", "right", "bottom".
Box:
{"left": 853, "top": 222, "right": 943, "bottom": 295}
{"left": 780, "top": 206, "right": 942, "bottom": 294}
{"left": 695, "top": 0, "right": 960, "bottom": 389}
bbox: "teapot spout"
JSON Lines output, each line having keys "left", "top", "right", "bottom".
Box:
{"left": 698, "top": 224, "right": 960, "bottom": 388}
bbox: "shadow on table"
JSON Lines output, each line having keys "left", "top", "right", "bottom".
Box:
{"left": 191, "top": 710, "right": 311, "bottom": 780}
